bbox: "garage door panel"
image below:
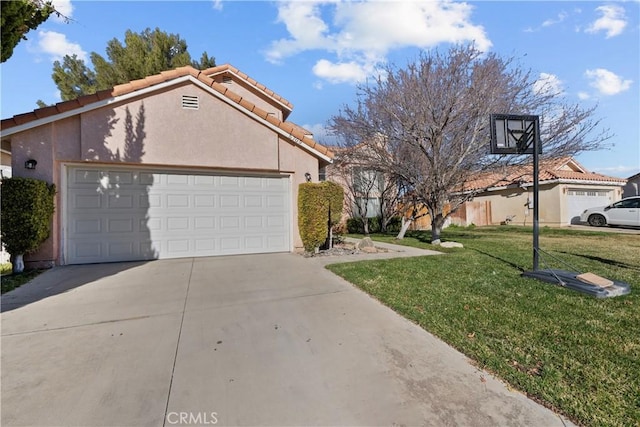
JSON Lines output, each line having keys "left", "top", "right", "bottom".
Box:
{"left": 66, "top": 167, "right": 290, "bottom": 264}
{"left": 566, "top": 188, "right": 612, "bottom": 224}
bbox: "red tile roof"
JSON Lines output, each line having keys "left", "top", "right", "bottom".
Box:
{"left": 202, "top": 64, "right": 293, "bottom": 112}
{"left": 462, "top": 157, "right": 626, "bottom": 192}
{"left": 1, "top": 64, "right": 332, "bottom": 159}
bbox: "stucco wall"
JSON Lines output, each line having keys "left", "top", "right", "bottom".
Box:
{"left": 79, "top": 84, "right": 281, "bottom": 170}
{"left": 474, "top": 184, "right": 560, "bottom": 226}
{"left": 471, "top": 183, "right": 621, "bottom": 227}
{"left": 279, "top": 138, "right": 328, "bottom": 251}
{"left": 7, "top": 82, "right": 322, "bottom": 265}
{"left": 9, "top": 124, "right": 58, "bottom": 267}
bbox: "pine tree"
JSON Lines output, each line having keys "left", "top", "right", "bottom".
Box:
{"left": 51, "top": 27, "right": 216, "bottom": 101}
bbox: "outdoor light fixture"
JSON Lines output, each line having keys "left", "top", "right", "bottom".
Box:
{"left": 304, "top": 172, "right": 312, "bottom": 182}
{"left": 24, "top": 159, "right": 37, "bottom": 170}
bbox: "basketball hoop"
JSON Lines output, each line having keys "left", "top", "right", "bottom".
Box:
{"left": 488, "top": 113, "right": 630, "bottom": 298}
{"left": 490, "top": 114, "right": 541, "bottom": 155}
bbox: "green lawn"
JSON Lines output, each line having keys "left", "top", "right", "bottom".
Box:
{"left": 327, "top": 226, "right": 639, "bottom": 427}
{"left": 1, "top": 263, "right": 45, "bottom": 294}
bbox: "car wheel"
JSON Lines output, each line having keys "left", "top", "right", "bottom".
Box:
{"left": 588, "top": 214, "right": 607, "bottom": 227}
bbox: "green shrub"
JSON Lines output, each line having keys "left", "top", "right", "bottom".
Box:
{"left": 298, "top": 181, "right": 344, "bottom": 252}
{"left": 1, "top": 177, "right": 56, "bottom": 256}
{"left": 347, "top": 216, "right": 403, "bottom": 234}
{"left": 383, "top": 216, "right": 403, "bottom": 233}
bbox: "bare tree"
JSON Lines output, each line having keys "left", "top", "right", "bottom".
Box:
{"left": 330, "top": 45, "right": 610, "bottom": 243}
{"left": 328, "top": 147, "right": 381, "bottom": 235}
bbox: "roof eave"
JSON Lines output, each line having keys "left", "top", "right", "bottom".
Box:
{"left": 1, "top": 74, "right": 332, "bottom": 163}
{"left": 0, "top": 75, "right": 194, "bottom": 138}
{"left": 203, "top": 65, "right": 294, "bottom": 119}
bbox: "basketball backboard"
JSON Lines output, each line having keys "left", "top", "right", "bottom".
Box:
{"left": 490, "top": 114, "right": 541, "bottom": 155}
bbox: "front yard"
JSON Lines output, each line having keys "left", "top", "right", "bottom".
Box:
{"left": 327, "top": 226, "right": 639, "bottom": 427}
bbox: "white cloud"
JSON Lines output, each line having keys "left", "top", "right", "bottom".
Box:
{"left": 586, "top": 4, "right": 627, "bottom": 38}
{"left": 211, "top": 0, "right": 223, "bottom": 11}
{"left": 266, "top": 0, "right": 491, "bottom": 84}
{"left": 577, "top": 91, "right": 590, "bottom": 100}
{"left": 542, "top": 11, "right": 568, "bottom": 27}
{"left": 37, "top": 30, "right": 87, "bottom": 62}
{"left": 585, "top": 68, "right": 632, "bottom": 95}
{"left": 533, "top": 73, "right": 564, "bottom": 96}
{"left": 312, "top": 59, "right": 379, "bottom": 84}
{"left": 51, "top": 0, "right": 73, "bottom": 22}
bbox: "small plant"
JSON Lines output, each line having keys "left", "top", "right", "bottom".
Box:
{"left": 1, "top": 177, "right": 56, "bottom": 273}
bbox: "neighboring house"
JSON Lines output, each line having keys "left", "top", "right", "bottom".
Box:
{"left": 623, "top": 172, "right": 640, "bottom": 197}
{"left": 326, "top": 144, "right": 397, "bottom": 228}
{"left": 451, "top": 157, "right": 626, "bottom": 227}
{"left": 0, "top": 64, "right": 333, "bottom": 267}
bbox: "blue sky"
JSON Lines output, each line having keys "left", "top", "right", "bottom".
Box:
{"left": 1, "top": 0, "right": 638, "bottom": 177}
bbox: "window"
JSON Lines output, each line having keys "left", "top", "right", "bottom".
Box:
{"left": 352, "top": 168, "right": 383, "bottom": 195}
{"left": 614, "top": 199, "right": 640, "bottom": 209}
{"left": 355, "top": 197, "right": 381, "bottom": 218}
{"left": 319, "top": 166, "right": 327, "bottom": 182}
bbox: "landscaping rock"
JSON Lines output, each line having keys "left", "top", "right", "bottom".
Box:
{"left": 439, "top": 241, "right": 464, "bottom": 248}
{"left": 360, "top": 246, "right": 378, "bottom": 253}
{"left": 357, "top": 237, "right": 376, "bottom": 250}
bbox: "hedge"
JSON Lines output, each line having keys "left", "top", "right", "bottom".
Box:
{"left": 1, "top": 177, "right": 56, "bottom": 256}
{"left": 298, "top": 181, "right": 344, "bottom": 252}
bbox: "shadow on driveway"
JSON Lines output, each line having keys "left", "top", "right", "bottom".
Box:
{"left": 1, "top": 261, "right": 148, "bottom": 313}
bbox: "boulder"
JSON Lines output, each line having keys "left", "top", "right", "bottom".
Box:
{"left": 357, "top": 237, "right": 376, "bottom": 250}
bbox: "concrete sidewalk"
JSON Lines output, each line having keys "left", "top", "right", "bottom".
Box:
{"left": 1, "top": 249, "right": 574, "bottom": 426}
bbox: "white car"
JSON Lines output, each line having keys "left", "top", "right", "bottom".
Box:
{"left": 580, "top": 196, "right": 640, "bottom": 227}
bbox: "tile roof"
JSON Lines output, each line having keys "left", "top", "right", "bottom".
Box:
{"left": 0, "top": 64, "right": 332, "bottom": 160}
{"left": 462, "top": 157, "right": 626, "bottom": 192}
{"left": 202, "top": 64, "right": 293, "bottom": 113}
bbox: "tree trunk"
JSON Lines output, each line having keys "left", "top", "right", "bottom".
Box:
{"left": 431, "top": 214, "right": 445, "bottom": 244}
{"left": 13, "top": 254, "right": 24, "bottom": 273}
{"left": 363, "top": 217, "right": 370, "bottom": 235}
{"left": 396, "top": 217, "right": 412, "bottom": 239}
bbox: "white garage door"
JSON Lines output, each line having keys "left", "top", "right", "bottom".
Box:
{"left": 566, "top": 188, "right": 612, "bottom": 224}
{"left": 65, "top": 166, "right": 290, "bottom": 264}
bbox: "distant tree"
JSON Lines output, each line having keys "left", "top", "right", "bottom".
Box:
{"left": 52, "top": 27, "right": 216, "bottom": 101}
{"left": 52, "top": 54, "right": 97, "bottom": 101}
{"left": 2, "top": 0, "right": 54, "bottom": 62}
{"left": 192, "top": 51, "right": 216, "bottom": 69}
{"left": 330, "top": 45, "right": 610, "bottom": 244}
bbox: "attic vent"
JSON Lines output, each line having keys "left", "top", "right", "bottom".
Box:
{"left": 182, "top": 95, "right": 199, "bottom": 110}
{"left": 222, "top": 76, "right": 232, "bottom": 83}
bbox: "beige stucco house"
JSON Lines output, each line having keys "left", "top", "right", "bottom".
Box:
{"left": 451, "top": 157, "right": 626, "bottom": 227}
{"left": 0, "top": 64, "right": 333, "bottom": 267}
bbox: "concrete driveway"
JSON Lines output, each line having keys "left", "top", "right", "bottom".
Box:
{"left": 1, "top": 246, "right": 573, "bottom": 426}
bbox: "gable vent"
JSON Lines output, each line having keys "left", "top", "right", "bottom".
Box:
{"left": 182, "top": 95, "right": 199, "bottom": 110}
{"left": 222, "top": 76, "right": 232, "bottom": 84}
